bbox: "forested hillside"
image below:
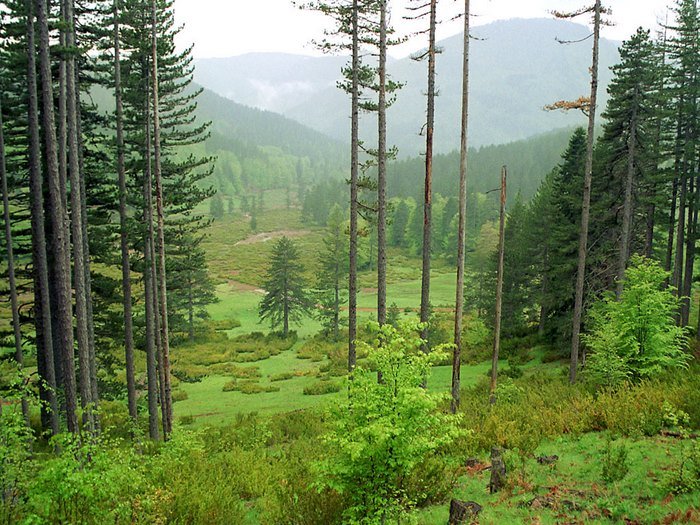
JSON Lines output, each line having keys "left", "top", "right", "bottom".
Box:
{"left": 195, "top": 17, "right": 620, "bottom": 153}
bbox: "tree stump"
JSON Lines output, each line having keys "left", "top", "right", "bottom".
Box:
{"left": 489, "top": 446, "right": 506, "bottom": 494}
{"left": 448, "top": 499, "right": 482, "bottom": 524}
{"left": 536, "top": 454, "right": 559, "bottom": 465}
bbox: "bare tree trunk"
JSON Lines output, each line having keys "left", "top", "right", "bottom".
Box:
{"left": 569, "top": 0, "right": 601, "bottom": 384}
{"left": 27, "top": 0, "right": 60, "bottom": 435}
{"left": 673, "top": 173, "right": 687, "bottom": 297}
{"left": 75, "top": 70, "right": 98, "bottom": 419}
{"left": 348, "top": 0, "right": 359, "bottom": 371}
{"left": 64, "top": 0, "right": 94, "bottom": 431}
{"left": 616, "top": 94, "right": 638, "bottom": 298}
{"left": 377, "top": 0, "right": 388, "bottom": 327}
{"left": 419, "top": 0, "right": 437, "bottom": 350}
{"left": 489, "top": 167, "right": 506, "bottom": 405}
{"left": 665, "top": 177, "right": 678, "bottom": 282}
{"left": 114, "top": 0, "right": 137, "bottom": 422}
{"left": 36, "top": 0, "right": 78, "bottom": 433}
{"left": 539, "top": 248, "right": 549, "bottom": 336}
{"left": 644, "top": 202, "right": 655, "bottom": 258}
{"left": 0, "top": 96, "right": 30, "bottom": 426}
{"left": 151, "top": 0, "right": 172, "bottom": 436}
{"left": 143, "top": 79, "right": 160, "bottom": 441}
{"left": 451, "top": 0, "right": 470, "bottom": 414}
{"left": 681, "top": 175, "right": 697, "bottom": 326}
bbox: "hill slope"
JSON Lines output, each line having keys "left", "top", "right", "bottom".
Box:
{"left": 194, "top": 18, "right": 620, "bottom": 155}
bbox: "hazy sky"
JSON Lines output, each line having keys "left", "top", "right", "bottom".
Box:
{"left": 173, "top": 0, "right": 672, "bottom": 59}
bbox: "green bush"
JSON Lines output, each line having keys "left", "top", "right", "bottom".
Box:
{"left": 601, "top": 437, "right": 629, "bottom": 483}
{"left": 269, "top": 371, "right": 296, "bottom": 382}
{"left": 303, "top": 380, "right": 343, "bottom": 396}
{"left": 171, "top": 389, "right": 189, "bottom": 403}
{"left": 317, "top": 322, "right": 465, "bottom": 524}
{"left": 584, "top": 256, "right": 690, "bottom": 388}
{"left": 665, "top": 440, "right": 700, "bottom": 495}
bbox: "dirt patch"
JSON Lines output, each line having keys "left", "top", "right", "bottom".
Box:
{"left": 235, "top": 229, "right": 311, "bottom": 246}
{"left": 228, "top": 279, "right": 265, "bottom": 294}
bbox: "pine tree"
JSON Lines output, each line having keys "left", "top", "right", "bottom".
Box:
{"left": 317, "top": 204, "right": 349, "bottom": 340}
{"left": 259, "top": 236, "right": 313, "bottom": 336}
{"left": 210, "top": 192, "right": 224, "bottom": 219}
{"left": 598, "top": 28, "right": 660, "bottom": 296}
{"left": 390, "top": 199, "right": 410, "bottom": 247}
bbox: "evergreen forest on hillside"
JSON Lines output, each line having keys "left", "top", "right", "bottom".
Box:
{"left": 1, "top": 1, "right": 700, "bottom": 524}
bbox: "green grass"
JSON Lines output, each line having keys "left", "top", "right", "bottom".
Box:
{"left": 416, "top": 432, "right": 700, "bottom": 524}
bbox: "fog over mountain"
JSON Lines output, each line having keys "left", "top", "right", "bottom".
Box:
{"left": 194, "top": 17, "right": 620, "bottom": 156}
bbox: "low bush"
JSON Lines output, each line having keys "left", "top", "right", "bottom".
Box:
{"left": 171, "top": 389, "right": 188, "bottom": 402}
{"left": 303, "top": 380, "right": 343, "bottom": 396}
{"left": 223, "top": 379, "right": 280, "bottom": 394}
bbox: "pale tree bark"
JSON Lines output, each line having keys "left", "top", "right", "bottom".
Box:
{"left": 113, "top": 0, "right": 137, "bottom": 422}
{"left": 489, "top": 167, "right": 506, "bottom": 405}
{"left": 451, "top": 0, "right": 470, "bottom": 414}
{"left": 569, "top": 0, "right": 602, "bottom": 384}
{"left": 0, "top": 95, "right": 30, "bottom": 425}
{"left": 143, "top": 78, "right": 160, "bottom": 441}
{"left": 64, "top": 0, "right": 95, "bottom": 430}
{"left": 151, "top": 0, "right": 172, "bottom": 436}
{"left": 348, "top": 0, "right": 359, "bottom": 371}
{"left": 26, "top": 0, "right": 59, "bottom": 434}
{"left": 377, "top": 0, "right": 388, "bottom": 327}
{"left": 36, "top": 0, "right": 78, "bottom": 433}
{"left": 419, "top": 0, "right": 437, "bottom": 350}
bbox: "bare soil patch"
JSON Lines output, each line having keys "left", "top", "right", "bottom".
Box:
{"left": 235, "top": 229, "right": 311, "bottom": 246}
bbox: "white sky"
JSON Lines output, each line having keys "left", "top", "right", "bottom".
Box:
{"left": 173, "top": 0, "right": 672, "bottom": 59}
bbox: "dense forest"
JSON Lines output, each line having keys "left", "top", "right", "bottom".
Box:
{"left": 1, "top": 0, "right": 700, "bottom": 524}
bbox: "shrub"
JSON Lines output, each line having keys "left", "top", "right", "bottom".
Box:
{"left": 171, "top": 389, "right": 188, "bottom": 402}
{"left": 317, "top": 322, "right": 465, "bottom": 524}
{"left": 665, "top": 441, "right": 700, "bottom": 495}
{"left": 303, "top": 380, "right": 343, "bottom": 396}
{"left": 584, "top": 256, "right": 690, "bottom": 388}
{"left": 269, "top": 371, "right": 296, "bottom": 382}
{"left": 601, "top": 437, "right": 629, "bottom": 483}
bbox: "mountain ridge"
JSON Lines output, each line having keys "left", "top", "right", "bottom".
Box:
{"left": 194, "top": 17, "right": 621, "bottom": 155}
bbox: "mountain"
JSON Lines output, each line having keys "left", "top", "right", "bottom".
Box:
{"left": 194, "top": 85, "right": 346, "bottom": 162}
{"left": 194, "top": 18, "right": 621, "bottom": 155}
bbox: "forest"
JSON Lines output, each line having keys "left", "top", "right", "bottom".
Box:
{"left": 0, "top": 0, "right": 699, "bottom": 524}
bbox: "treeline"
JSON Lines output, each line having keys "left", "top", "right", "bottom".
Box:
{"left": 0, "top": 0, "right": 216, "bottom": 439}
{"left": 477, "top": 17, "right": 700, "bottom": 351}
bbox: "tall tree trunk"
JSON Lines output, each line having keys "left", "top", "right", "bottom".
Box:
{"left": 348, "top": 0, "right": 359, "bottom": 371}
{"left": 644, "top": 202, "right": 655, "bottom": 258}
{"left": 36, "top": 0, "right": 78, "bottom": 433}
{"left": 151, "top": 0, "right": 172, "bottom": 436}
{"left": 616, "top": 93, "right": 638, "bottom": 298}
{"left": 569, "top": 0, "right": 601, "bottom": 384}
{"left": 681, "top": 175, "right": 697, "bottom": 325}
{"left": 27, "top": 0, "right": 60, "bottom": 434}
{"left": 665, "top": 177, "right": 678, "bottom": 281}
{"left": 143, "top": 79, "right": 160, "bottom": 441}
{"left": 419, "top": 0, "right": 437, "bottom": 350}
{"left": 451, "top": 0, "right": 470, "bottom": 414}
{"left": 489, "top": 166, "right": 506, "bottom": 405}
{"left": 673, "top": 172, "right": 687, "bottom": 297}
{"left": 377, "top": 0, "right": 388, "bottom": 326}
{"left": 0, "top": 96, "right": 30, "bottom": 425}
{"left": 64, "top": 0, "right": 94, "bottom": 430}
{"left": 114, "top": 0, "right": 137, "bottom": 422}
{"left": 539, "top": 247, "right": 549, "bottom": 335}
{"left": 75, "top": 71, "right": 98, "bottom": 417}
